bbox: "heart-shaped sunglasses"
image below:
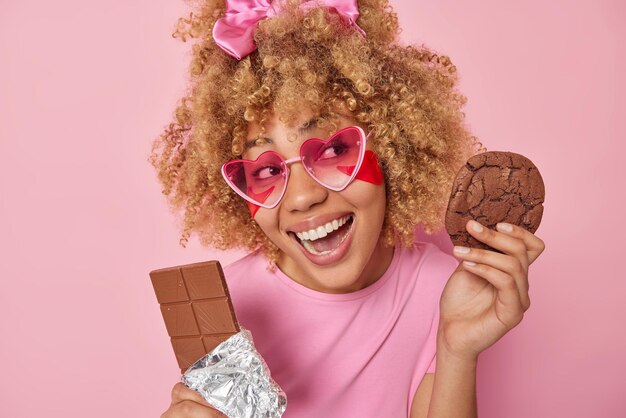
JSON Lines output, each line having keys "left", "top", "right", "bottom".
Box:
{"left": 221, "top": 125, "right": 369, "bottom": 209}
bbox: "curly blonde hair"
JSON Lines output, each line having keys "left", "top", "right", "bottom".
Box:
{"left": 149, "top": 0, "right": 481, "bottom": 264}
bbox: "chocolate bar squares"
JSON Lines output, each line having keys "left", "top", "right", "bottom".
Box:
{"left": 150, "top": 261, "right": 240, "bottom": 374}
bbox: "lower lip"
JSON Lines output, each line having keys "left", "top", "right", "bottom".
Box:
{"left": 291, "top": 218, "right": 355, "bottom": 266}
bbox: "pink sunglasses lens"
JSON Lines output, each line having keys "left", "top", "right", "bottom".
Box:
{"left": 223, "top": 152, "right": 287, "bottom": 207}
{"left": 300, "top": 127, "right": 363, "bottom": 189}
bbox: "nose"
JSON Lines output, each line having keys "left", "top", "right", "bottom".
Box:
{"left": 281, "top": 162, "right": 328, "bottom": 212}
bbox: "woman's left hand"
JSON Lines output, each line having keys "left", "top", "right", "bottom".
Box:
{"left": 438, "top": 219, "right": 545, "bottom": 361}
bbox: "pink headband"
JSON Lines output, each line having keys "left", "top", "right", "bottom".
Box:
{"left": 213, "top": 0, "right": 366, "bottom": 60}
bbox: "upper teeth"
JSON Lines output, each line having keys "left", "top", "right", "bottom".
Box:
{"left": 294, "top": 215, "right": 351, "bottom": 241}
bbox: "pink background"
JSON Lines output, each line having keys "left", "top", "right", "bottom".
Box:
{"left": 1, "top": 0, "right": 624, "bottom": 416}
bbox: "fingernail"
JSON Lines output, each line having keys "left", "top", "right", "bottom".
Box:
{"left": 463, "top": 260, "right": 477, "bottom": 267}
{"left": 497, "top": 222, "right": 513, "bottom": 232}
{"left": 470, "top": 220, "right": 483, "bottom": 233}
{"left": 454, "top": 246, "right": 470, "bottom": 254}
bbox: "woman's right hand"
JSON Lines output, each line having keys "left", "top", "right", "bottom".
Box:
{"left": 161, "top": 382, "right": 227, "bottom": 418}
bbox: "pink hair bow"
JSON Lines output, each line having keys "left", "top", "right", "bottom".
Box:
{"left": 213, "top": 0, "right": 366, "bottom": 60}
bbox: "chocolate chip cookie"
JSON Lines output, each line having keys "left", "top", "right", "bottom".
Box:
{"left": 445, "top": 151, "right": 545, "bottom": 251}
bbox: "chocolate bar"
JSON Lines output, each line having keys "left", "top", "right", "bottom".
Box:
{"left": 150, "top": 261, "right": 240, "bottom": 374}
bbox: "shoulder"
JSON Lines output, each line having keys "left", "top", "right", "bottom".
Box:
{"left": 221, "top": 250, "right": 273, "bottom": 310}
{"left": 396, "top": 242, "right": 459, "bottom": 288}
{"left": 222, "top": 250, "right": 268, "bottom": 282}
{"left": 421, "top": 242, "right": 459, "bottom": 274}
{"left": 399, "top": 242, "right": 458, "bottom": 271}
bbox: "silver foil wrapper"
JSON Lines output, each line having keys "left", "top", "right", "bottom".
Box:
{"left": 182, "top": 328, "right": 287, "bottom": 418}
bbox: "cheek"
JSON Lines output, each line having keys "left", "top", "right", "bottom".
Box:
{"left": 248, "top": 201, "right": 261, "bottom": 218}
{"left": 251, "top": 208, "right": 280, "bottom": 238}
{"left": 346, "top": 151, "right": 386, "bottom": 218}
{"left": 354, "top": 150, "right": 384, "bottom": 185}
{"left": 355, "top": 153, "right": 386, "bottom": 209}
{"left": 348, "top": 180, "right": 387, "bottom": 222}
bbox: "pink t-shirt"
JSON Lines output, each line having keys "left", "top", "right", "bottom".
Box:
{"left": 223, "top": 242, "right": 458, "bottom": 417}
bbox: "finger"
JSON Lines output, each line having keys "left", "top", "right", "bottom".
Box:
{"left": 163, "top": 399, "right": 226, "bottom": 418}
{"left": 465, "top": 220, "right": 529, "bottom": 269}
{"left": 495, "top": 222, "right": 545, "bottom": 264}
{"left": 171, "top": 382, "right": 210, "bottom": 407}
{"left": 453, "top": 245, "right": 529, "bottom": 308}
{"left": 453, "top": 245, "right": 526, "bottom": 284}
{"left": 460, "top": 260, "right": 526, "bottom": 325}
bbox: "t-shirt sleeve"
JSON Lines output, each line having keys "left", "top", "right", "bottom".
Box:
{"left": 424, "top": 301, "right": 440, "bottom": 374}
{"left": 426, "top": 353, "right": 436, "bottom": 373}
{"left": 421, "top": 247, "right": 459, "bottom": 375}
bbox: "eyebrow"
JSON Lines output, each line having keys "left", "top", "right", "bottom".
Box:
{"left": 242, "top": 116, "right": 320, "bottom": 153}
{"left": 242, "top": 136, "right": 272, "bottom": 153}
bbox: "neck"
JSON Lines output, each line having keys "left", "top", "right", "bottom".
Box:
{"left": 277, "top": 238, "right": 395, "bottom": 294}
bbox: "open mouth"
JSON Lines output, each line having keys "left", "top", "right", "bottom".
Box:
{"left": 289, "top": 214, "right": 355, "bottom": 256}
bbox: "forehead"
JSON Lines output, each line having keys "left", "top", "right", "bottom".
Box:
{"left": 242, "top": 111, "right": 357, "bottom": 158}
{"left": 245, "top": 112, "right": 306, "bottom": 140}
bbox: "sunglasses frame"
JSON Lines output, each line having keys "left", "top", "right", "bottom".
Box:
{"left": 221, "top": 125, "right": 370, "bottom": 209}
